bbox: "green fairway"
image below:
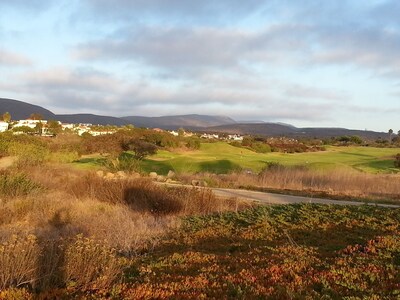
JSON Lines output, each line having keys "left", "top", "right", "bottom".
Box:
{"left": 141, "top": 142, "right": 400, "bottom": 175}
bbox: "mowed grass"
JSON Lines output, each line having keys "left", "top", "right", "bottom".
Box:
{"left": 141, "top": 142, "right": 400, "bottom": 174}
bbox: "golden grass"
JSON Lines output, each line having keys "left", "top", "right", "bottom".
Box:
{"left": 0, "top": 165, "right": 247, "bottom": 291}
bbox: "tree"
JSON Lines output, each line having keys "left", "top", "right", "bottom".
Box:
{"left": 389, "top": 129, "right": 393, "bottom": 142}
{"left": 12, "top": 125, "right": 35, "bottom": 134}
{"left": 122, "top": 140, "right": 157, "bottom": 160}
{"left": 35, "top": 122, "right": 44, "bottom": 135}
{"left": 394, "top": 153, "right": 400, "bottom": 168}
{"left": 47, "top": 120, "right": 62, "bottom": 135}
{"left": 1, "top": 112, "right": 11, "bottom": 122}
{"left": 178, "top": 128, "right": 185, "bottom": 137}
{"left": 29, "top": 113, "right": 43, "bottom": 120}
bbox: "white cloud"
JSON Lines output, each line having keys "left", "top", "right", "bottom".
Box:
{"left": 0, "top": 49, "right": 32, "bottom": 66}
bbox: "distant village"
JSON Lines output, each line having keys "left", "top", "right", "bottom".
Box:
{"left": 0, "top": 114, "right": 244, "bottom": 141}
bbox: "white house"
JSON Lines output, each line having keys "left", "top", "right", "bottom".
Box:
{"left": 0, "top": 122, "right": 9, "bottom": 132}
{"left": 61, "top": 123, "right": 75, "bottom": 130}
{"left": 227, "top": 134, "right": 243, "bottom": 141}
{"left": 200, "top": 133, "right": 219, "bottom": 139}
{"left": 13, "top": 119, "right": 47, "bottom": 129}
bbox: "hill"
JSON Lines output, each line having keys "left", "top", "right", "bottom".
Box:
{"left": 0, "top": 98, "right": 56, "bottom": 120}
{"left": 0, "top": 98, "right": 130, "bottom": 126}
{"left": 56, "top": 114, "right": 130, "bottom": 126}
{"left": 121, "top": 114, "right": 236, "bottom": 129}
{"left": 202, "top": 123, "right": 387, "bottom": 140}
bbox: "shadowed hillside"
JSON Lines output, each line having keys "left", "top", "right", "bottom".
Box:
{"left": 203, "top": 123, "right": 387, "bottom": 140}
{"left": 56, "top": 114, "right": 130, "bottom": 126}
{"left": 0, "top": 98, "right": 56, "bottom": 120}
{"left": 121, "top": 114, "right": 236, "bottom": 129}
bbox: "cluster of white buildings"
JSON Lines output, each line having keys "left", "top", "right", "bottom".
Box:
{"left": 1, "top": 119, "right": 244, "bottom": 141}
{"left": 0, "top": 119, "right": 116, "bottom": 136}
{"left": 165, "top": 129, "right": 243, "bottom": 141}
{"left": 200, "top": 133, "right": 243, "bottom": 141}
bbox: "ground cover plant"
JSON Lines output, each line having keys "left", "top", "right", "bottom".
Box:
{"left": 1, "top": 203, "right": 397, "bottom": 299}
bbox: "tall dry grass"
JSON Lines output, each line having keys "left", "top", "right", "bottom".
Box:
{"left": 0, "top": 165, "right": 247, "bottom": 292}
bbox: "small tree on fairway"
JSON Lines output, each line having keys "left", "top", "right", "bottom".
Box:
{"left": 122, "top": 140, "right": 157, "bottom": 160}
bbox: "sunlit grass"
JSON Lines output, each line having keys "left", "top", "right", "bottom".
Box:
{"left": 141, "top": 143, "right": 400, "bottom": 174}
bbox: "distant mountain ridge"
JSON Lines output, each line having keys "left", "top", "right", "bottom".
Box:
{"left": 203, "top": 123, "right": 387, "bottom": 140}
{"left": 56, "top": 114, "right": 130, "bottom": 126}
{"left": 0, "top": 98, "right": 235, "bottom": 128}
{"left": 121, "top": 114, "right": 236, "bottom": 130}
{"left": 0, "top": 97, "right": 387, "bottom": 139}
{"left": 0, "top": 98, "right": 56, "bottom": 120}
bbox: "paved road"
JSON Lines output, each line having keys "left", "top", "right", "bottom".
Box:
{"left": 161, "top": 182, "right": 400, "bottom": 208}
{"left": 211, "top": 187, "right": 400, "bottom": 208}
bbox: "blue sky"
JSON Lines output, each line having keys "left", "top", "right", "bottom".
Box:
{"left": 0, "top": 0, "right": 399, "bottom": 131}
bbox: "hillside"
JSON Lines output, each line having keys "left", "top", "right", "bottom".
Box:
{"left": 0, "top": 98, "right": 56, "bottom": 120}
{"left": 121, "top": 114, "right": 236, "bottom": 129}
{"left": 203, "top": 123, "right": 387, "bottom": 140}
{"left": 56, "top": 114, "right": 130, "bottom": 126}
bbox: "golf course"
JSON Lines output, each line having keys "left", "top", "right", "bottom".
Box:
{"left": 140, "top": 142, "right": 400, "bottom": 175}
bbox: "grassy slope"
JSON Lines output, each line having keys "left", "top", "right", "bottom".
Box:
{"left": 141, "top": 142, "right": 400, "bottom": 174}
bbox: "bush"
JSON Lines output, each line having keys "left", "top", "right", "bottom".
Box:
{"left": 186, "top": 137, "right": 201, "bottom": 150}
{"left": 394, "top": 154, "right": 400, "bottom": 168}
{"left": 102, "top": 153, "right": 140, "bottom": 173}
{"left": 0, "top": 172, "right": 42, "bottom": 198}
{"left": 251, "top": 142, "right": 271, "bottom": 153}
{"left": 14, "top": 144, "right": 50, "bottom": 167}
{"left": 64, "top": 235, "right": 124, "bottom": 291}
{"left": 0, "top": 235, "right": 40, "bottom": 289}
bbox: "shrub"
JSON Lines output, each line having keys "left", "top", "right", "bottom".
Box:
{"left": 64, "top": 235, "right": 124, "bottom": 290}
{"left": 251, "top": 142, "right": 271, "bottom": 153}
{"left": 186, "top": 137, "right": 201, "bottom": 150}
{"left": 11, "top": 143, "right": 50, "bottom": 167}
{"left": 394, "top": 153, "right": 400, "bottom": 168}
{"left": 0, "top": 235, "right": 40, "bottom": 289}
{"left": 0, "top": 172, "right": 42, "bottom": 198}
{"left": 101, "top": 153, "right": 140, "bottom": 173}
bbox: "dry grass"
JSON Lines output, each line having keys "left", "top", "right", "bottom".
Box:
{"left": 0, "top": 165, "right": 247, "bottom": 291}
{"left": 0, "top": 235, "right": 39, "bottom": 290}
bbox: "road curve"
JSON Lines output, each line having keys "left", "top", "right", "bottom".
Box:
{"left": 211, "top": 188, "right": 400, "bottom": 208}
{"left": 160, "top": 182, "right": 400, "bottom": 208}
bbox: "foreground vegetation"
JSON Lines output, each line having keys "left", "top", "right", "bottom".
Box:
{"left": 1, "top": 201, "right": 399, "bottom": 299}
{"left": 0, "top": 131, "right": 399, "bottom": 298}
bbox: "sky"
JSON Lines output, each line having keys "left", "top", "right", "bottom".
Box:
{"left": 0, "top": 0, "right": 399, "bottom": 131}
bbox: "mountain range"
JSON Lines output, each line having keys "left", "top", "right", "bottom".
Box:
{"left": 0, "top": 98, "right": 388, "bottom": 140}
